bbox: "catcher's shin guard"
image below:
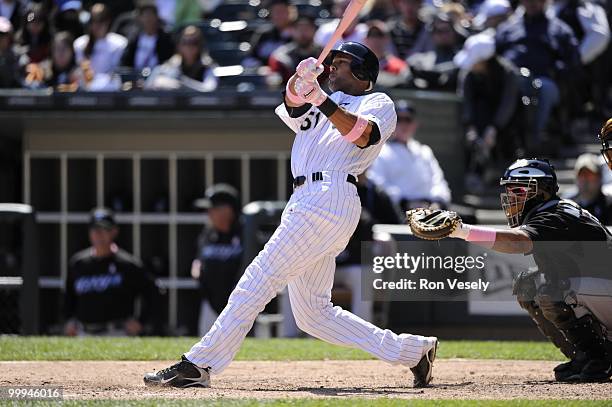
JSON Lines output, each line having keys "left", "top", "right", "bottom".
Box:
{"left": 518, "top": 299, "right": 576, "bottom": 359}
{"left": 537, "top": 296, "right": 609, "bottom": 361}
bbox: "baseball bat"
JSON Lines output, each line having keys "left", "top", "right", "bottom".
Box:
{"left": 316, "top": 0, "right": 367, "bottom": 66}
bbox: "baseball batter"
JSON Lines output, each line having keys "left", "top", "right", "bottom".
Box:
{"left": 144, "top": 41, "right": 438, "bottom": 388}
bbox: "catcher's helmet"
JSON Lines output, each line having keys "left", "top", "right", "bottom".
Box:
{"left": 598, "top": 118, "right": 612, "bottom": 170}
{"left": 499, "top": 158, "right": 559, "bottom": 227}
{"left": 327, "top": 41, "right": 379, "bottom": 88}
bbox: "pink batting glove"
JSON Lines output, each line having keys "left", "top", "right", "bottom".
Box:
{"left": 295, "top": 76, "right": 327, "bottom": 106}
{"left": 286, "top": 78, "right": 306, "bottom": 105}
{"left": 296, "top": 57, "right": 324, "bottom": 82}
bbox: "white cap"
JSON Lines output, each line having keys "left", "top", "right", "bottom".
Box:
{"left": 453, "top": 31, "right": 496, "bottom": 71}
{"left": 473, "top": 0, "right": 511, "bottom": 28}
{"left": 0, "top": 16, "right": 12, "bottom": 33}
{"left": 574, "top": 153, "right": 603, "bottom": 176}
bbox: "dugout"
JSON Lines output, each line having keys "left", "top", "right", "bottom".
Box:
{"left": 0, "top": 88, "right": 467, "bottom": 335}
{"left": 0, "top": 204, "right": 39, "bottom": 334}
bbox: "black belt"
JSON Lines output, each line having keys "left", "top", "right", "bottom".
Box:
{"left": 293, "top": 172, "right": 357, "bottom": 188}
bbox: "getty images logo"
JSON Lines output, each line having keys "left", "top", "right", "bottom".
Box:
{"left": 372, "top": 252, "right": 487, "bottom": 274}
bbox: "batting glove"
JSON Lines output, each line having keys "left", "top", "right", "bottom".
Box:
{"left": 285, "top": 77, "right": 307, "bottom": 105}
{"left": 296, "top": 57, "right": 324, "bottom": 82}
{"left": 294, "top": 76, "right": 327, "bottom": 106}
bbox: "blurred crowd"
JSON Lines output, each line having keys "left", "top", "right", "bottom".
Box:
{"left": 1, "top": 0, "right": 611, "bottom": 184}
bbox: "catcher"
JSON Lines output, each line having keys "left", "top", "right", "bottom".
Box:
{"left": 408, "top": 158, "right": 612, "bottom": 382}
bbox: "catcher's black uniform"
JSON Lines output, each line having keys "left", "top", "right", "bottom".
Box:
{"left": 520, "top": 199, "right": 611, "bottom": 279}
{"left": 515, "top": 198, "right": 612, "bottom": 381}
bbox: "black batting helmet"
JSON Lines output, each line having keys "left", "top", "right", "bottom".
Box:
{"left": 326, "top": 41, "right": 379, "bottom": 88}
{"left": 499, "top": 158, "right": 559, "bottom": 227}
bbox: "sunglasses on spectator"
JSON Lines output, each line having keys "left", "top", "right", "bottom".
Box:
{"left": 398, "top": 116, "right": 414, "bottom": 123}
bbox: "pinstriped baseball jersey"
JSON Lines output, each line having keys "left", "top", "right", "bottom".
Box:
{"left": 183, "top": 89, "right": 437, "bottom": 379}
{"left": 275, "top": 91, "right": 398, "bottom": 177}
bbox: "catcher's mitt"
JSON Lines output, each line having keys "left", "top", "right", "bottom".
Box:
{"left": 406, "top": 208, "right": 462, "bottom": 240}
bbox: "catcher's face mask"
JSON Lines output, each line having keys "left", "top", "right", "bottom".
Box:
{"left": 599, "top": 138, "right": 612, "bottom": 170}
{"left": 499, "top": 180, "right": 538, "bottom": 227}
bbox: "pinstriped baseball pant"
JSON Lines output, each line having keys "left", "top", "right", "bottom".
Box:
{"left": 185, "top": 172, "right": 434, "bottom": 374}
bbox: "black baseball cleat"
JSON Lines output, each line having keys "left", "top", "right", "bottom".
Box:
{"left": 411, "top": 338, "right": 438, "bottom": 388}
{"left": 579, "top": 359, "right": 612, "bottom": 382}
{"left": 144, "top": 355, "right": 211, "bottom": 388}
{"left": 554, "top": 358, "right": 587, "bottom": 382}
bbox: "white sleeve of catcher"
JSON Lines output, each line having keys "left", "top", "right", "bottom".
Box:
{"left": 274, "top": 103, "right": 312, "bottom": 134}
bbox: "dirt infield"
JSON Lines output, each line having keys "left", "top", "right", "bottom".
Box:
{"left": 1, "top": 360, "right": 610, "bottom": 400}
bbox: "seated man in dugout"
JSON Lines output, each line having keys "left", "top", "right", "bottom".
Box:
{"left": 64, "top": 208, "right": 157, "bottom": 336}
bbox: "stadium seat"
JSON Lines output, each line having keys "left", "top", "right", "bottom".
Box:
{"left": 193, "top": 21, "right": 237, "bottom": 44}
{"left": 115, "top": 67, "right": 146, "bottom": 84}
{"left": 208, "top": 42, "right": 251, "bottom": 66}
{"left": 208, "top": 1, "right": 261, "bottom": 21}
{"left": 217, "top": 73, "right": 268, "bottom": 90}
{"left": 213, "top": 20, "right": 254, "bottom": 43}
{"left": 293, "top": 1, "right": 331, "bottom": 19}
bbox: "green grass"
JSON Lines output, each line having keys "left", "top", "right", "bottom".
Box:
{"left": 0, "top": 337, "right": 564, "bottom": 362}
{"left": 1, "top": 400, "right": 609, "bottom": 407}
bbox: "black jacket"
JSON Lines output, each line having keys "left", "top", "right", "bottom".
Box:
{"left": 64, "top": 248, "right": 156, "bottom": 324}
{"left": 567, "top": 191, "right": 612, "bottom": 225}
{"left": 196, "top": 222, "right": 244, "bottom": 314}
{"left": 495, "top": 11, "right": 580, "bottom": 80}
{"left": 520, "top": 199, "right": 612, "bottom": 280}
{"left": 249, "top": 24, "right": 292, "bottom": 65}
{"left": 461, "top": 57, "right": 521, "bottom": 132}
{"left": 0, "top": 49, "right": 20, "bottom": 88}
{"left": 120, "top": 28, "right": 175, "bottom": 69}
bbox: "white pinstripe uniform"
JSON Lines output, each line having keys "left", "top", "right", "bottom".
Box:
{"left": 185, "top": 90, "right": 436, "bottom": 374}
